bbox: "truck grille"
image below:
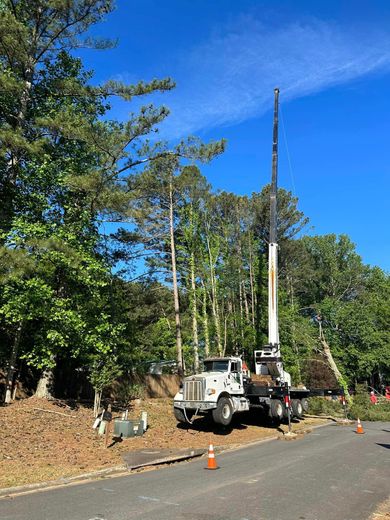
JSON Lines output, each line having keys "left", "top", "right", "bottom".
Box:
{"left": 184, "top": 379, "right": 204, "bottom": 401}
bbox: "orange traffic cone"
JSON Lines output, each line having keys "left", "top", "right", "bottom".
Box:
{"left": 356, "top": 418, "right": 365, "bottom": 434}
{"left": 205, "top": 443, "right": 219, "bottom": 470}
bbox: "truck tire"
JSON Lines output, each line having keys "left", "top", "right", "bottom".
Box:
{"left": 212, "top": 397, "right": 233, "bottom": 426}
{"left": 291, "top": 399, "right": 303, "bottom": 419}
{"left": 174, "top": 407, "right": 193, "bottom": 423}
{"left": 301, "top": 397, "right": 309, "bottom": 413}
{"left": 270, "top": 399, "right": 284, "bottom": 421}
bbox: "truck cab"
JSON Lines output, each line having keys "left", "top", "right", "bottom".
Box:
{"left": 173, "top": 357, "right": 249, "bottom": 425}
{"left": 203, "top": 357, "right": 245, "bottom": 394}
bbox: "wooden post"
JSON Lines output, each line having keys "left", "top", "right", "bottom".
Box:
{"left": 103, "top": 405, "right": 112, "bottom": 448}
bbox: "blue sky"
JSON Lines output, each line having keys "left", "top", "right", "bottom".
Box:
{"left": 79, "top": 0, "right": 390, "bottom": 271}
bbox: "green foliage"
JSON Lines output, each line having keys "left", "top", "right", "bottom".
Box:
{"left": 115, "top": 382, "right": 146, "bottom": 406}
{"left": 349, "top": 385, "right": 390, "bottom": 421}
{"left": 0, "top": 0, "right": 179, "bottom": 393}
{"left": 307, "top": 397, "right": 344, "bottom": 417}
{"left": 126, "top": 383, "right": 145, "bottom": 400}
{"left": 0, "top": 0, "right": 388, "bottom": 401}
{"left": 88, "top": 356, "right": 122, "bottom": 393}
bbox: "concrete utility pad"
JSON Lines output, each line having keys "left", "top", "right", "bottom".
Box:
{"left": 122, "top": 448, "right": 205, "bottom": 469}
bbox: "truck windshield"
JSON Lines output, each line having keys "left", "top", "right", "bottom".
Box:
{"left": 203, "top": 360, "right": 229, "bottom": 372}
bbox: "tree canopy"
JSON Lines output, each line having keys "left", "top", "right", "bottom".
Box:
{"left": 0, "top": 1, "right": 388, "bottom": 401}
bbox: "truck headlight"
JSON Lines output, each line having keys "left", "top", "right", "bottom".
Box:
{"left": 207, "top": 388, "right": 216, "bottom": 395}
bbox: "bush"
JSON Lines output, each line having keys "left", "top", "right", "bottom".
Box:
{"left": 116, "top": 382, "right": 145, "bottom": 406}
{"left": 349, "top": 384, "right": 390, "bottom": 421}
{"left": 128, "top": 383, "right": 145, "bottom": 399}
{"left": 307, "top": 397, "right": 344, "bottom": 417}
{"left": 349, "top": 402, "right": 390, "bottom": 421}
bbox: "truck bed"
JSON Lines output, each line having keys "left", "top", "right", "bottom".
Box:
{"left": 245, "top": 382, "right": 310, "bottom": 399}
{"left": 245, "top": 380, "right": 342, "bottom": 399}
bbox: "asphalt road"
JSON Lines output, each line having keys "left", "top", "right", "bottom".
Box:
{"left": 1, "top": 421, "right": 389, "bottom": 520}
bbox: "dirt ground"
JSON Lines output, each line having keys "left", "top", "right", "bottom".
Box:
{"left": 0, "top": 397, "right": 328, "bottom": 489}
{"left": 370, "top": 497, "right": 390, "bottom": 519}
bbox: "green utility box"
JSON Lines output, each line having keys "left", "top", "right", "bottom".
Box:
{"left": 113, "top": 419, "right": 144, "bottom": 438}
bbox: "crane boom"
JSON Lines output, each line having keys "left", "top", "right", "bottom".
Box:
{"left": 254, "top": 88, "right": 290, "bottom": 386}
{"left": 268, "top": 87, "right": 279, "bottom": 347}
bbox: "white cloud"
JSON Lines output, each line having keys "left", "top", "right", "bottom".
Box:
{"left": 159, "top": 16, "right": 390, "bottom": 138}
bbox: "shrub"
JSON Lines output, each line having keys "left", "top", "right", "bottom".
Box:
{"left": 349, "top": 384, "right": 390, "bottom": 421}
{"left": 128, "top": 383, "right": 145, "bottom": 399}
{"left": 116, "top": 382, "right": 145, "bottom": 406}
{"left": 307, "top": 397, "right": 344, "bottom": 417}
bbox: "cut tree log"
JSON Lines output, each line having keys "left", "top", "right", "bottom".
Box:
{"left": 32, "top": 408, "right": 76, "bottom": 418}
{"left": 319, "top": 322, "right": 350, "bottom": 401}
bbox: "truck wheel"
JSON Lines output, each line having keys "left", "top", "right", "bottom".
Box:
{"left": 291, "top": 399, "right": 303, "bottom": 419}
{"left": 174, "top": 407, "right": 193, "bottom": 423}
{"left": 212, "top": 397, "right": 233, "bottom": 426}
{"left": 270, "top": 399, "right": 284, "bottom": 421}
{"left": 301, "top": 397, "right": 309, "bottom": 413}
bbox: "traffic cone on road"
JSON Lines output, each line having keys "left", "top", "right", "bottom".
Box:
{"left": 205, "top": 443, "right": 219, "bottom": 470}
{"left": 356, "top": 418, "right": 365, "bottom": 434}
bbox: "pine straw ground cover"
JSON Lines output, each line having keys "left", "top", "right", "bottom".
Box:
{"left": 0, "top": 397, "right": 328, "bottom": 489}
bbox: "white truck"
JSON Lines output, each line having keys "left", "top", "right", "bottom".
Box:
{"left": 173, "top": 89, "right": 337, "bottom": 426}
{"left": 173, "top": 355, "right": 309, "bottom": 426}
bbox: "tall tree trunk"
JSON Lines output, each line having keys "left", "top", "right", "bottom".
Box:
{"left": 8, "top": 60, "right": 34, "bottom": 181}
{"left": 319, "top": 322, "right": 350, "bottom": 400}
{"left": 238, "top": 279, "right": 245, "bottom": 342}
{"left": 1, "top": 17, "right": 39, "bottom": 238}
{"left": 248, "top": 234, "right": 256, "bottom": 327}
{"left": 201, "top": 281, "right": 210, "bottom": 357}
{"left": 231, "top": 297, "right": 238, "bottom": 350}
{"left": 255, "top": 249, "right": 267, "bottom": 347}
{"left": 223, "top": 314, "right": 228, "bottom": 356}
{"left": 169, "top": 179, "right": 183, "bottom": 375}
{"left": 288, "top": 273, "right": 301, "bottom": 383}
{"left": 237, "top": 240, "right": 250, "bottom": 325}
{"left": 2, "top": 74, "right": 35, "bottom": 240}
{"left": 206, "top": 235, "right": 222, "bottom": 355}
{"left": 190, "top": 251, "right": 200, "bottom": 372}
{"left": 242, "top": 280, "right": 250, "bottom": 323}
{"left": 4, "top": 321, "right": 23, "bottom": 404}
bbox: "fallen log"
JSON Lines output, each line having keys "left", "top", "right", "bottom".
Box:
{"left": 32, "top": 408, "right": 76, "bottom": 418}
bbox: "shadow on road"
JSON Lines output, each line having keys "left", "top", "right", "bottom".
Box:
{"left": 176, "top": 409, "right": 299, "bottom": 435}
{"left": 177, "top": 416, "right": 243, "bottom": 435}
{"left": 376, "top": 443, "right": 390, "bottom": 449}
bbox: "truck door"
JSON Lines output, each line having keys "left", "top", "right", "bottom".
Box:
{"left": 229, "top": 360, "right": 243, "bottom": 394}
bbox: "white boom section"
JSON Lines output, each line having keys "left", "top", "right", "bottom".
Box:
{"left": 254, "top": 240, "right": 286, "bottom": 382}
{"left": 255, "top": 242, "right": 291, "bottom": 386}
{"left": 268, "top": 242, "right": 279, "bottom": 346}
{"left": 265, "top": 241, "right": 288, "bottom": 383}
